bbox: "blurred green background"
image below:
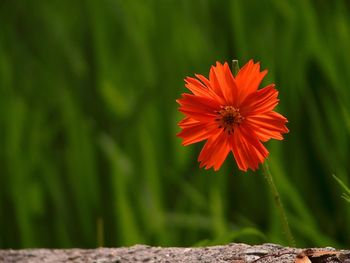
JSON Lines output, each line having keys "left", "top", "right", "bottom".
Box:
{"left": 1, "top": 0, "right": 350, "bottom": 249}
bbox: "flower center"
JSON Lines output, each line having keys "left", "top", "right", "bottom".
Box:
{"left": 216, "top": 106, "right": 244, "bottom": 134}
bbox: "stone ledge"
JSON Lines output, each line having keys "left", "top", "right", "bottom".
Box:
{"left": 1, "top": 243, "right": 349, "bottom": 263}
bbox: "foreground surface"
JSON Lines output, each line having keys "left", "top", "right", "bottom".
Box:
{"left": 1, "top": 243, "right": 349, "bottom": 263}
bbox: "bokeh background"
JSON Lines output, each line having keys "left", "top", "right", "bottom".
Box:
{"left": 1, "top": 0, "right": 350, "bottom": 249}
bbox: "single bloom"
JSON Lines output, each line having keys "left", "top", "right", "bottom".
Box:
{"left": 176, "top": 60, "right": 289, "bottom": 171}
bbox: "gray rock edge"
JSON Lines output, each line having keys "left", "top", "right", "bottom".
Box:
{"left": 0, "top": 243, "right": 349, "bottom": 263}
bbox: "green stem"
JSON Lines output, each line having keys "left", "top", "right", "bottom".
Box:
{"left": 97, "top": 217, "right": 104, "bottom": 247}
{"left": 232, "top": 60, "right": 240, "bottom": 76}
{"left": 262, "top": 160, "right": 295, "bottom": 247}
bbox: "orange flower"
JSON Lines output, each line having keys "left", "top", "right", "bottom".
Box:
{"left": 177, "top": 60, "right": 289, "bottom": 171}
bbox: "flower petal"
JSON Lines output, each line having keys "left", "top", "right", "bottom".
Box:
{"left": 230, "top": 126, "right": 269, "bottom": 171}
{"left": 177, "top": 93, "right": 220, "bottom": 122}
{"left": 198, "top": 131, "right": 230, "bottom": 171}
{"left": 178, "top": 117, "right": 198, "bottom": 128}
{"left": 245, "top": 111, "right": 289, "bottom": 142}
{"left": 177, "top": 118, "right": 218, "bottom": 146}
{"left": 223, "top": 62, "right": 239, "bottom": 104}
{"left": 195, "top": 74, "right": 211, "bottom": 88}
{"left": 184, "top": 77, "right": 216, "bottom": 99}
{"left": 211, "top": 62, "right": 238, "bottom": 105}
{"left": 236, "top": 60, "right": 267, "bottom": 104}
{"left": 240, "top": 84, "right": 279, "bottom": 116}
{"left": 209, "top": 65, "right": 226, "bottom": 103}
{"left": 190, "top": 74, "right": 226, "bottom": 104}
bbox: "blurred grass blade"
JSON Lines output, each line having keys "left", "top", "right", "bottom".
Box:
{"left": 333, "top": 175, "right": 350, "bottom": 203}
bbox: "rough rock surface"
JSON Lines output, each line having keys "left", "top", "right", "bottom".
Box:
{"left": 0, "top": 243, "right": 349, "bottom": 263}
